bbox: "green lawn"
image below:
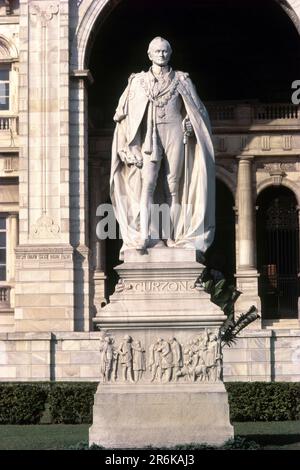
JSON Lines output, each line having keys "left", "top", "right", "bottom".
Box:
{"left": 0, "top": 424, "right": 89, "bottom": 450}
{"left": 0, "top": 422, "right": 299, "bottom": 450}
{"left": 235, "top": 420, "right": 300, "bottom": 450}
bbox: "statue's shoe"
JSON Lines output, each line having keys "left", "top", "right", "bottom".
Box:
{"left": 135, "top": 239, "right": 148, "bottom": 251}
{"left": 166, "top": 239, "right": 176, "bottom": 248}
{"left": 149, "top": 239, "right": 165, "bottom": 248}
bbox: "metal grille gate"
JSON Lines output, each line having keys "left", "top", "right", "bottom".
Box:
{"left": 257, "top": 188, "right": 299, "bottom": 319}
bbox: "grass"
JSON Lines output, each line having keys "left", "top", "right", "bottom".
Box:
{"left": 0, "top": 424, "right": 89, "bottom": 450}
{"left": 0, "top": 422, "right": 299, "bottom": 450}
{"left": 235, "top": 420, "right": 300, "bottom": 450}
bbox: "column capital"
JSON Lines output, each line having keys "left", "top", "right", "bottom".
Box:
{"left": 70, "top": 69, "right": 94, "bottom": 85}
{"left": 236, "top": 155, "right": 255, "bottom": 162}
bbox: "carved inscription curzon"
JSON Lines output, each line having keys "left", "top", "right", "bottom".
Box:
{"left": 115, "top": 280, "right": 195, "bottom": 293}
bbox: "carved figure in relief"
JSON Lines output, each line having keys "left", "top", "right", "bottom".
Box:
{"left": 98, "top": 332, "right": 222, "bottom": 384}
{"left": 157, "top": 339, "right": 173, "bottom": 382}
{"left": 206, "top": 332, "right": 222, "bottom": 382}
{"left": 117, "top": 335, "right": 134, "bottom": 382}
{"left": 169, "top": 337, "right": 182, "bottom": 381}
{"left": 149, "top": 338, "right": 163, "bottom": 382}
{"left": 99, "top": 335, "right": 115, "bottom": 383}
{"left": 173, "top": 330, "right": 221, "bottom": 383}
{"left": 132, "top": 340, "right": 146, "bottom": 382}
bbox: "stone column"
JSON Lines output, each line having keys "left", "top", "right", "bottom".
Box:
{"left": 235, "top": 156, "right": 261, "bottom": 322}
{"left": 237, "top": 156, "right": 255, "bottom": 269}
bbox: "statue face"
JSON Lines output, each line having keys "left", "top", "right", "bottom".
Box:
{"left": 148, "top": 40, "right": 171, "bottom": 67}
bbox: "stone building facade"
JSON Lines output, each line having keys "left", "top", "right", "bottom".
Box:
{"left": 0, "top": 0, "right": 300, "bottom": 382}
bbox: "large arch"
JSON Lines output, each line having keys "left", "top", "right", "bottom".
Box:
{"left": 257, "top": 177, "right": 300, "bottom": 207}
{"left": 71, "top": 0, "right": 300, "bottom": 72}
{"left": 69, "top": 0, "right": 300, "bottom": 313}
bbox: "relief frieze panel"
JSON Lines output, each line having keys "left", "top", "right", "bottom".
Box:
{"left": 98, "top": 330, "right": 222, "bottom": 385}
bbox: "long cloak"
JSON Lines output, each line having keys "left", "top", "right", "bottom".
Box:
{"left": 110, "top": 70, "right": 215, "bottom": 259}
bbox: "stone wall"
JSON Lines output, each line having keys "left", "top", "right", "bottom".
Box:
{"left": 0, "top": 330, "right": 299, "bottom": 382}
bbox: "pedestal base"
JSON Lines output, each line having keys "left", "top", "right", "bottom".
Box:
{"left": 89, "top": 383, "right": 234, "bottom": 448}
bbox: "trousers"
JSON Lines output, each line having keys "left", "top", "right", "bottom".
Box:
{"left": 141, "top": 119, "right": 184, "bottom": 201}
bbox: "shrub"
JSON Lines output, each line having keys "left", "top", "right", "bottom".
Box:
{"left": 225, "top": 382, "right": 300, "bottom": 421}
{"left": 0, "top": 383, "right": 48, "bottom": 424}
{"left": 48, "top": 382, "right": 98, "bottom": 424}
{"left": 1, "top": 381, "right": 300, "bottom": 424}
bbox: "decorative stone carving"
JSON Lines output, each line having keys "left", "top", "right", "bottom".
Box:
{"left": 115, "top": 280, "right": 195, "bottom": 294}
{"left": 263, "top": 162, "right": 287, "bottom": 185}
{"left": 149, "top": 338, "right": 174, "bottom": 383}
{"left": 99, "top": 331, "right": 222, "bottom": 385}
{"left": 283, "top": 135, "right": 292, "bottom": 150}
{"left": 115, "top": 279, "right": 133, "bottom": 293}
{"left": 31, "top": 214, "right": 60, "bottom": 239}
{"left": 99, "top": 334, "right": 116, "bottom": 383}
{"left": 132, "top": 340, "right": 146, "bottom": 382}
{"left": 30, "top": 2, "right": 59, "bottom": 25}
{"left": 149, "top": 330, "right": 222, "bottom": 382}
{"left": 265, "top": 162, "right": 295, "bottom": 172}
{"left": 117, "top": 335, "right": 135, "bottom": 383}
{"left": 261, "top": 136, "right": 271, "bottom": 151}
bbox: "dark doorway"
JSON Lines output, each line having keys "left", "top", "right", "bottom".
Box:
{"left": 257, "top": 186, "right": 299, "bottom": 319}
{"left": 206, "top": 179, "right": 235, "bottom": 282}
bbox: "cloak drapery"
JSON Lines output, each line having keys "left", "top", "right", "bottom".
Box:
{"left": 110, "top": 70, "right": 215, "bottom": 259}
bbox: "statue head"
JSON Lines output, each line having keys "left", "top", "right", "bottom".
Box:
{"left": 148, "top": 37, "right": 172, "bottom": 67}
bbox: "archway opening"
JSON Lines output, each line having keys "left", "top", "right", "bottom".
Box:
{"left": 86, "top": 0, "right": 300, "bottom": 299}
{"left": 256, "top": 186, "right": 299, "bottom": 320}
{"left": 88, "top": 0, "right": 300, "bottom": 129}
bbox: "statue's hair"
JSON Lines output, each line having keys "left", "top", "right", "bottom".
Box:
{"left": 147, "top": 37, "right": 172, "bottom": 54}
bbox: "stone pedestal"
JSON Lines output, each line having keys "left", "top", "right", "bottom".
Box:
{"left": 90, "top": 248, "right": 234, "bottom": 448}
{"left": 89, "top": 383, "right": 233, "bottom": 449}
{"left": 93, "top": 248, "right": 225, "bottom": 329}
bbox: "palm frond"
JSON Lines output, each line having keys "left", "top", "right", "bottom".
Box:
{"left": 221, "top": 306, "right": 260, "bottom": 347}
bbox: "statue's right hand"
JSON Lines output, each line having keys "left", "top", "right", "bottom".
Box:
{"left": 134, "top": 154, "right": 143, "bottom": 169}
{"left": 125, "top": 153, "right": 137, "bottom": 166}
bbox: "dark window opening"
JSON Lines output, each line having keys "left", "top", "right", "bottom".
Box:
{"left": 0, "top": 67, "right": 10, "bottom": 111}
{"left": 257, "top": 187, "right": 299, "bottom": 320}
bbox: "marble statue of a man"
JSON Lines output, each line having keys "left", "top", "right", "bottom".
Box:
{"left": 110, "top": 37, "right": 215, "bottom": 258}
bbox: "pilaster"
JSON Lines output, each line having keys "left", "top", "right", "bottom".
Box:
{"left": 16, "top": 1, "right": 79, "bottom": 332}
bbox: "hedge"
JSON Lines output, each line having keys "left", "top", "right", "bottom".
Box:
{"left": 0, "top": 384, "right": 48, "bottom": 424}
{"left": 48, "top": 383, "right": 97, "bottom": 424}
{"left": 0, "top": 382, "right": 299, "bottom": 424}
{"left": 225, "top": 382, "right": 300, "bottom": 422}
